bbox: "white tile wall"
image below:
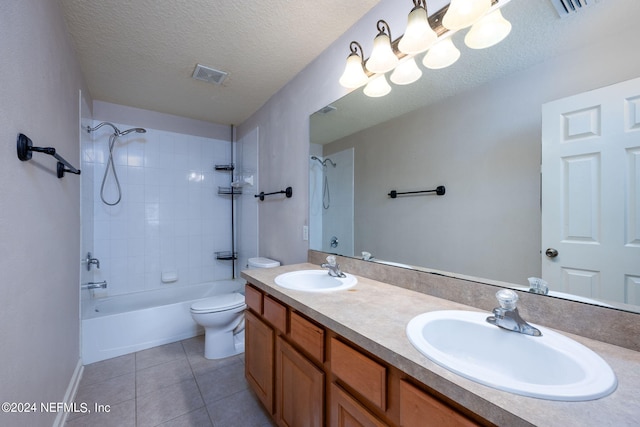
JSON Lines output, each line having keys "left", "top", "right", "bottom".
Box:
{"left": 82, "top": 122, "right": 236, "bottom": 296}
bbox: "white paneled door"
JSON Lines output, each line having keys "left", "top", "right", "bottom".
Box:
{"left": 542, "top": 77, "right": 640, "bottom": 305}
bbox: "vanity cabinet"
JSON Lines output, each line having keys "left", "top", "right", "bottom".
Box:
{"left": 275, "top": 336, "right": 324, "bottom": 427}
{"left": 399, "top": 380, "right": 479, "bottom": 427}
{"left": 244, "top": 283, "right": 486, "bottom": 427}
{"left": 244, "top": 310, "right": 274, "bottom": 412}
{"left": 330, "top": 382, "right": 387, "bottom": 427}
{"left": 245, "top": 284, "right": 325, "bottom": 427}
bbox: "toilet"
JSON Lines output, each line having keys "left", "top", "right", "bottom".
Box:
{"left": 190, "top": 257, "right": 280, "bottom": 359}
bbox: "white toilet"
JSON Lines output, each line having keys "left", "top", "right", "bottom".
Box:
{"left": 190, "top": 257, "right": 280, "bottom": 359}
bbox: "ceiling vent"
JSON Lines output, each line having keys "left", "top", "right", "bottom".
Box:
{"left": 549, "top": 0, "right": 595, "bottom": 18}
{"left": 317, "top": 105, "right": 337, "bottom": 115}
{"left": 192, "top": 64, "right": 228, "bottom": 85}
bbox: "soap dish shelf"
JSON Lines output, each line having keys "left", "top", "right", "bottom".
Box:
{"left": 218, "top": 186, "right": 242, "bottom": 195}
{"left": 215, "top": 251, "right": 238, "bottom": 261}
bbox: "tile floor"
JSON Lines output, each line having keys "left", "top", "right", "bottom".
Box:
{"left": 65, "top": 336, "right": 275, "bottom": 427}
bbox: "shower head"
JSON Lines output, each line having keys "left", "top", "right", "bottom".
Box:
{"left": 119, "top": 128, "right": 146, "bottom": 135}
{"left": 87, "top": 122, "right": 146, "bottom": 136}
{"left": 310, "top": 156, "right": 336, "bottom": 167}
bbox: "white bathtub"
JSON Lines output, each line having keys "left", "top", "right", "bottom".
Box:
{"left": 81, "top": 280, "right": 245, "bottom": 364}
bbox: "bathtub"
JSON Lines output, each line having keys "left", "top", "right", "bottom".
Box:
{"left": 81, "top": 280, "right": 245, "bottom": 364}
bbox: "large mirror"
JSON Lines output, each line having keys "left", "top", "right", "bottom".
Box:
{"left": 309, "top": 1, "right": 640, "bottom": 313}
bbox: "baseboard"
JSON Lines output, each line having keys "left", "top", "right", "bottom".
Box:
{"left": 52, "top": 358, "right": 84, "bottom": 427}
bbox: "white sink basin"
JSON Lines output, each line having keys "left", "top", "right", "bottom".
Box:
{"left": 274, "top": 270, "right": 357, "bottom": 292}
{"left": 406, "top": 310, "right": 617, "bottom": 401}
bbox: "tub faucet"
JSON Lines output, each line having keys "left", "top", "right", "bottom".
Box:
{"left": 84, "top": 252, "right": 100, "bottom": 271}
{"left": 321, "top": 255, "right": 346, "bottom": 278}
{"left": 81, "top": 281, "right": 107, "bottom": 290}
{"left": 486, "top": 289, "right": 542, "bottom": 336}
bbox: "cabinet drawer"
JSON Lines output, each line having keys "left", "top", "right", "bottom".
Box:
{"left": 330, "top": 338, "right": 387, "bottom": 411}
{"left": 245, "top": 285, "right": 263, "bottom": 314}
{"left": 290, "top": 311, "right": 325, "bottom": 363}
{"left": 400, "top": 381, "right": 479, "bottom": 427}
{"left": 330, "top": 383, "right": 387, "bottom": 427}
{"left": 264, "top": 295, "right": 287, "bottom": 333}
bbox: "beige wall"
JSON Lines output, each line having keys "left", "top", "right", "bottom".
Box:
{"left": 0, "top": 1, "right": 88, "bottom": 425}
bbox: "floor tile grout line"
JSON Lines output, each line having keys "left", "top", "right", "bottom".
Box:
{"left": 134, "top": 352, "right": 138, "bottom": 427}
{"left": 182, "top": 340, "right": 216, "bottom": 426}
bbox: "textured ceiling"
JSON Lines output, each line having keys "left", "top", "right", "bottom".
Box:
{"left": 59, "top": 0, "right": 640, "bottom": 128}
{"left": 58, "top": 0, "right": 381, "bottom": 125}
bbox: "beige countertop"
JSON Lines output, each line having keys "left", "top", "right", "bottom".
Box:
{"left": 242, "top": 263, "right": 640, "bottom": 427}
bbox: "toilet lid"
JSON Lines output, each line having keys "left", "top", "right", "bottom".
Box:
{"left": 248, "top": 257, "right": 280, "bottom": 268}
{"left": 190, "top": 293, "right": 245, "bottom": 313}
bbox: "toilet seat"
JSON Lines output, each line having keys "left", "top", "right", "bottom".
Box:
{"left": 190, "top": 293, "right": 245, "bottom": 314}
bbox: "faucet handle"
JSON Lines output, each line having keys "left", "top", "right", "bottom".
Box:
{"left": 495, "top": 289, "right": 519, "bottom": 310}
{"left": 325, "top": 255, "right": 337, "bottom": 266}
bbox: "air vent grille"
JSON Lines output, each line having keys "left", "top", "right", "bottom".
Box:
{"left": 318, "top": 105, "right": 337, "bottom": 115}
{"left": 549, "top": 0, "right": 594, "bottom": 18}
{"left": 192, "top": 64, "right": 228, "bottom": 85}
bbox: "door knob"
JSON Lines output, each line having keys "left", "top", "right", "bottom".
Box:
{"left": 545, "top": 248, "right": 558, "bottom": 258}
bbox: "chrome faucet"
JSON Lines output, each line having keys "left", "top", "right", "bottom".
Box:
{"left": 486, "top": 289, "right": 542, "bottom": 336}
{"left": 321, "top": 255, "right": 346, "bottom": 278}
{"left": 84, "top": 252, "right": 100, "bottom": 271}
{"left": 528, "top": 277, "right": 549, "bottom": 295}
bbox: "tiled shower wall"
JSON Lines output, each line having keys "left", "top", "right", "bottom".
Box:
{"left": 81, "top": 121, "right": 236, "bottom": 297}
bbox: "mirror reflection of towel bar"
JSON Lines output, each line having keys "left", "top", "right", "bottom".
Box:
{"left": 388, "top": 185, "right": 445, "bottom": 199}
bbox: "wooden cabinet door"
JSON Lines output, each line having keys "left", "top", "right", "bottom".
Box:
{"left": 399, "top": 381, "right": 479, "bottom": 427}
{"left": 275, "top": 336, "right": 324, "bottom": 427}
{"left": 330, "top": 383, "right": 388, "bottom": 427}
{"left": 245, "top": 310, "right": 275, "bottom": 413}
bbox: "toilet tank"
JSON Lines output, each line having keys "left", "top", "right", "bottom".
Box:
{"left": 248, "top": 257, "right": 280, "bottom": 269}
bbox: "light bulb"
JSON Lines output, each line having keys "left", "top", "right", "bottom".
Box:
{"left": 366, "top": 21, "right": 399, "bottom": 74}
{"left": 422, "top": 38, "right": 460, "bottom": 69}
{"left": 339, "top": 52, "right": 368, "bottom": 89}
{"left": 390, "top": 57, "right": 422, "bottom": 85}
{"left": 364, "top": 74, "right": 392, "bottom": 97}
{"left": 442, "top": 0, "right": 491, "bottom": 30}
{"left": 465, "top": 9, "right": 512, "bottom": 49}
{"left": 398, "top": 5, "right": 438, "bottom": 55}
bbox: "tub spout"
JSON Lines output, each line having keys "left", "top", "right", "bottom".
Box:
{"left": 82, "top": 281, "right": 107, "bottom": 290}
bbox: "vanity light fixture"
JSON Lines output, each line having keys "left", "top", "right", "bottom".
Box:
{"left": 338, "top": 42, "right": 369, "bottom": 89}
{"left": 339, "top": 0, "right": 512, "bottom": 97}
{"left": 398, "top": 0, "right": 438, "bottom": 55}
{"left": 365, "top": 20, "right": 399, "bottom": 74}
{"left": 464, "top": 9, "right": 512, "bottom": 49}
{"left": 363, "top": 74, "right": 392, "bottom": 97}
{"left": 391, "top": 56, "right": 423, "bottom": 85}
{"left": 442, "top": 0, "right": 492, "bottom": 30}
{"left": 423, "top": 37, "right": 460, "bottom": 69}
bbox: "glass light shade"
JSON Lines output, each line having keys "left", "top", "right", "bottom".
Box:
{"left": 363, "top": 74, "right": 392, "bottom": 98}
{"left": 366, "top": 33, "right": 399, "bottom": 74}
{"left": 422, "top": 38, "right": 461, "bottom": 69}
{"left": 464, "top": 9, "right": 512, "bottom": 49}
{"left": 339, "top": 53, "right": 369, "bottom": 88}
{"left": 390, "top": 57, "right": 422, "bottom": 85}
{"left": 398, "top": 6, "right": 438, "bottom": 55}
{"left": 442, "top": 0, "right": 491, "bottom": 30}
